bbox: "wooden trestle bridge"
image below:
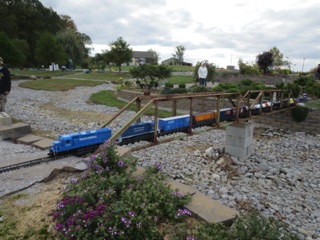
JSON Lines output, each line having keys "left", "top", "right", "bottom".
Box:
{"left": 94, "top": 89, "right": 293, "bottom": 151}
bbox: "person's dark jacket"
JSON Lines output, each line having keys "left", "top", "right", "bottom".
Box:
{"left": 0, "top": 64, "right": 11, "bottom": 94}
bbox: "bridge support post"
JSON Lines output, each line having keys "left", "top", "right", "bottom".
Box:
{"left": 225, "top": 122, "right": 254, "bottom": 160}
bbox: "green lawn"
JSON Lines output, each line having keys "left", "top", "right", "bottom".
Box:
{"left": 18, "top": 78, "right": 106, "bottom": 91}
{"left": 90, "top": 90, "right": 173, "bottom": 118}
{"left": 304, "top": 99, "right": 320, "bottom": 109}
{"left": 11, "top": 69, "right": 76, "bottom": 77}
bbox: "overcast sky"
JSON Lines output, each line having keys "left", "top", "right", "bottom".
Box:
{"left": 40, "top": 0, "right": 320, "bottom": 71}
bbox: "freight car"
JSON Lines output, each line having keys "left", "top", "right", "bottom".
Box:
{"left": 118, "top": 121, "right": 155, "bottom": 145}
{"left": 158, "top": 115, "right": 190, "bottom": 135}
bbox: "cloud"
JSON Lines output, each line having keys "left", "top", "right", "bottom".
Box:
{"left": 40, "top": 0, "right": 320, "bottom": 70}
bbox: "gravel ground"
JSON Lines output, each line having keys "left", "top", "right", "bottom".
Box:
{"left": 1, "top": 79, "right": 320, "bottom": 239}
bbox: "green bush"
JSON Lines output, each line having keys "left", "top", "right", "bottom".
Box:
{"left": 171, "top": 88, "right": 188, "bottom": 94}
{"left": 52, "top": 142, "right": 191, "bottom": 239}
{"left": 187, "top": 85, "right": 212, "bottom": 93}
{"left": 229, "top": 212, "right": 299, "bottom": 240}
{"left": 165, "top": 82, "right": 174, "bottom": 88}
{"left": 169, "top": 212, "right": 298, "bottom": 240}
{"left": 178, "top": 83, "right": 186, "bottom": 88}
{"left": 291, "top": 105, "right": 309, "bottom": 122}
{"left": 161, "top": 86, "right": 173, "bottom": 94}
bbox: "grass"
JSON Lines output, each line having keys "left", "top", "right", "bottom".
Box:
{"left": 11, "top": 69, "right": 76, "bottom": 77}
{"left": 18, "top": 78, "right": 106, "bottom": 91}
{"left": 304, "top": 99, "right": 320, "bottom": 109}
{"left": 90, "top": 90, "right": 173, "bottom": 118}
{"left": 167, "top": 75, "right": 194, "bottom": 85}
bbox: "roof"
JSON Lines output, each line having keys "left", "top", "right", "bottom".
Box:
{"left": 132, "top": 51, "right": 155, "bottom": 59}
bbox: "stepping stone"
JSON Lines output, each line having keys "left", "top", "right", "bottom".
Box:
{"left": 0, "top": 122, "right": 31, "bottom": 139}
{"left": 17, "top": 134, "right": 44, "bottom": 145}
{"left": 32, "top": 138, "right": 53, "bottom": 150}
{"left": 166, "top": 179, "right": 238, "bottom": 225}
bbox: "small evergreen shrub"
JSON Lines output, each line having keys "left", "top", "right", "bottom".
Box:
{"left": 165, "top": 82, "right": 174, "bottom": 88}
{"left": 161, "top": 86, "right": 173, "bottom": 94}
{"left": 178, "top": 83, "right": 186, "bottom": 88}
{"left": 188, "top": 85, "right": 212, "bottom": 93}
{"left": 171, "top": 88, "right": 188, "bottom": 94}
{"left": 291, "top": 105, "right": 309, "bottom": 122}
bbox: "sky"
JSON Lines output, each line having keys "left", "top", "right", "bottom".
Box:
{"left": 40, "top": 0, "right": 320, "bottom": 72}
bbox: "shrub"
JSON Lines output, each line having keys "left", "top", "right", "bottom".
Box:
{"left": 291, "top": 105, "right": 309, "bottom": 122}
{"left": 171, "top": 88, "right": 188, "bottom": 94}
{"left": 187, "top": 85, "right": 212, "bottom": 93}
{"left": 178, "top": 83, "right": 186, "bottom": 88}
{"left": 52, "top": 142, "right": 192, "bottom": 239}
{"left": 169, "top": 212, "right": 298, "bottom": 240}
{"left": 130, "top": 65, "right": 172, "bottom": 92}
{"left": 161, "top": 86, "right": 173, "bottom": 94}
{"left": 229, "top": 212, "right": 299, "bottom": 240}
{"left": 165, "top": 82, "right": 174, "bottom": 88}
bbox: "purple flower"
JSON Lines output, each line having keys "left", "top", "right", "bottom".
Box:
{"left": 55, "top": 223, "right": 63, "bottom": 231}
{"left": 70, "top": 178, "right": 78, "bottom": 184}
{"left": 128, "top": 211, "right": 135, "bottom": 217}
{"left": 154, "top": 162, "right": 163, "bottom": 171}
{"left": 176, "top": 208, "right": 192, "bottom": 217}
{"left": 173, "top": 191, "right": 182, "bottom": 198}
{"left": 117, "top": 161, "right": 124, "bottom": 167}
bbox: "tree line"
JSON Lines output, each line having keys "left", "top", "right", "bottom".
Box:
{"left": 0, "top": 0, "right": 90, "bottom": 68}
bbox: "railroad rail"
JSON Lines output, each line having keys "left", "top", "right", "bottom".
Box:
{"left": 0, "top": 154, "right": 74, "bottom": 174}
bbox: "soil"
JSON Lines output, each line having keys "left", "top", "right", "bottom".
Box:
{"left": 0, "top": 172, "right": 81, "bottom": 239}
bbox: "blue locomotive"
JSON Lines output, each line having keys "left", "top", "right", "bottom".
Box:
{"left": 49, "top": 128, "right": 112, "bottom": 156}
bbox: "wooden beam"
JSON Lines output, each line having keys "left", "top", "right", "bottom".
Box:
{"left": 101, "top": 96, "right": 139, "bottom": 128}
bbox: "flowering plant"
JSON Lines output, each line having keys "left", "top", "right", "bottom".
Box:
{"left": 52, "top": 142, "right": 192, "bottom": 239}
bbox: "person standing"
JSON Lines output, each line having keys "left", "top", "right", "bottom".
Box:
{"left": 198, "top": 61, "right": 208, "bottom": 86}
{"left": 0, "top": 57, "right": 11, "bottom": 112}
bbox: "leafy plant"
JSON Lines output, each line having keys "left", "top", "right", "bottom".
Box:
{"left": 291, "top": 105, "right": 309, "bottom": 122}
{"left": 130, "top": 65, "right": 172, "bottom": 92}
{"left": 229, "top": 212, "right": 299, "bottom": 240}
{"left": 52, "top": 142, "right": 192, "bottom": 239}
{"left": 187, "top": 85, "right": 212, "bottom": 93}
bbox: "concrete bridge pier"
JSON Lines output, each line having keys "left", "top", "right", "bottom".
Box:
{"left": 225, "top": 122, "right": 254, "bottom": 160}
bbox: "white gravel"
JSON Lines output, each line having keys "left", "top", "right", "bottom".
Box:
{"left": 1, "top": 79, "right": 320, "bottom": 239}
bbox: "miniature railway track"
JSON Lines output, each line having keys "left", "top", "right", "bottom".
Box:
{"left": 0, "top": 144, "right": 103, "bottom": 174}
{"left": 0, "top": 154, "right": 73, "bottom": 174}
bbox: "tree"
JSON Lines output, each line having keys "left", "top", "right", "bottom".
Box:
{"left": 130, "top": 65, "right": 172, "bottom": 92}
{"left": 172, "top": 45, "right": 186, "bottom": 65}
{"left": 268, "top": 47, "right": 292, "bottom": 70}
{"left": 60, "top": 15, "right": 78, "bottom": 32}
{"left": 35, "top": 32, "right": 66, "bottom": 68}
{"left": 56, "top": 30, "right": 86, "bottom": 67}
{"left": 148, "top": 48, "right": 160, "bottom": 65}
{"left": 0, "top": 32, "right": 25, "bottom": 66}
{"left": 107, "top": 37, "right": 132, "bottom": 72}
{"left": 12, "top": 39, "right": 29, "bottom": 66}
{"left": 238, "top": 59, "right": 261, "bottom": 75}
{"left": 256, "top": 51, "right": 273, "bottom": 74}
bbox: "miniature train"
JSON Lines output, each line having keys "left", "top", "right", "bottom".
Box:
{"left": 49, "top": 98, "right": 298, "bottom": 157}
